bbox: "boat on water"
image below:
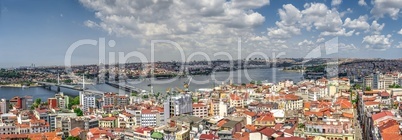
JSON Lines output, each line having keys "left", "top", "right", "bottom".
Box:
{"left": 22, "top": 85, "right": 29, "bottom": 89}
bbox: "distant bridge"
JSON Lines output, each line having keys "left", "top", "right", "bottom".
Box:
{"left": 37, "top": 81, "right": 84, "bottom": 91}
{"left": 105, "top": 81, "right": 148, "bottom": 94}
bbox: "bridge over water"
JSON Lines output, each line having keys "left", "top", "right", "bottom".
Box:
{"left": 105, "top": 81, "right": 149, "bottom": 94}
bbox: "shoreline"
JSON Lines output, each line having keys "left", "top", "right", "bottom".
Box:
{"left": 0, "top": 85, "right": 42, "bottom": 88}
{"left": 281, "top": 69, "right": 304, "bottom": 72}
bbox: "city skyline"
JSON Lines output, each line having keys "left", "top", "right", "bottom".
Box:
{"left": 1, "top": 0, "right": 402, "bottom": 67}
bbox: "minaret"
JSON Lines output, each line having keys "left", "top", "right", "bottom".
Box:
{"left": 57, "top": 73, "right": 60, "bottom": 85}
{"left": 82, "top": 75, "right": 85, "bottom": 90}
{"left": 151, "top": 85, "right": 154, "bottom": 95}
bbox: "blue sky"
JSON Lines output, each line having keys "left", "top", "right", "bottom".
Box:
{"left": 1, "top": 0, "right": 402, "bottom": 67}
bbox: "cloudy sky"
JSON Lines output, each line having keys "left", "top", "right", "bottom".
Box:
{"left": 1, "top": 0, "right": 402, "bottom": 67}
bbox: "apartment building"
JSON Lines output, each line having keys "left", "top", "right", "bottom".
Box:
{"left": 192, "top": 103, "right": 208, "bottom": 118}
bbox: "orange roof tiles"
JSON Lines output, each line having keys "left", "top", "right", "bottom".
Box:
{"left": 259, "top": 127, "right": 276, "bottom": 137}
{"left": 135, "top": 127, "right": 154, "bottom": 134}
{"left": 336, "top": 99, "right": 352, "bottom": 109}
{"left": 304, "top": 102, "right": 311, "bottom": 109}
{"left": 380, "top": 91, "right": 390, "bottom": 97}
{"left": 379, "top": 120, "right": 402, "bottom": 140}
{"left": 245, "top": 124, "right": 257, "bottom": 132}
{"left": 256, "top": 114, "right": 275, "bottom": 122}
{"left": 100, "top": 117, "right": 116, "bottom": 121}
{"left": 372, "top": 111, "right": 393, "bottom": 121}
{"left": 364, "top": 101, "right": 380, "bottom": 106}
{"left": 230, "top": 94, "right": 241, "bottom": 101}
{"left": 69, "top": 127, "right": 83, "bottom": 137}
{"left": 217, "top": 120, "right": 228, "bottom": 127}
{"left": 193, "top": 103, "right": 206, "bottom": 108}
{"left": 233, "top": 132, "right": 249, "bottom": 140}
{"left": 243, "top": 111, "right": 257, "bottom": 117}
{"left": 342, "top": 112, "right": 354, "bottom": 118}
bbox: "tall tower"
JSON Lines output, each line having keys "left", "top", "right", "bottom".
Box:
{"left": 82, "top": 75, "right": 85, "bottom": 90}
{"left": 57, "top": 73, "right": 60, "bottom": 85}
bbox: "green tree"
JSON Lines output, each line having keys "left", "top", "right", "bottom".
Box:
{"left": 353, "top": 84, "right": 361, "bottom": 90}
{"left": 64, "top": 79, "right": 73, "bottom": 84}
{"left": 131, "top": 92, "right": 138, "bottom": 97}
{"left": 142, "top": 95, "right": 149, "bottom": 99}
{"left": 74, "top": 108, "right": 83, "bottom": 116}
{"left": 365, "top": 86, "right": 371, "bottom": 91}
{"left": 257, "top": 80, "right": 262, "bottom": 86}
{"left": 35, "top": 98, "right": 41, "bottom": 104}
{"left": 389, "top": 83, "right": 402, "bottom": 88}
{"left": 68, "top": 96, "right": 80, "bottom": 109}
{"left": 66, "top": 136, "right": 81, "bottom": 140}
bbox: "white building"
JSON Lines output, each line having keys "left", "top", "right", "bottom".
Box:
{"left": 140, "top": 109, "right": 164, "bottom": 127}
{"left": 163, "top": 93, "right": 193, "bottom": 121}
{"left": 79, "top": 91, "right": 100, "bottom": 113}
{"left": 0, "top": 113, "right": 17, "bottom": 135}
{"left": 192, "top": 103, "right": 208, "bottom": 118}
{"left": 55, "top": 92, "right": 69, "bottom": 109}
{"left": 0, "top": 99, "right": 8, "bottom": 114}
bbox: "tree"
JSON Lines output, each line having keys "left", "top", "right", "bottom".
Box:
{"left": 142, "top": 95, "right": 149, "bottom": 99}
{"left": 64, "top": 79, "right": 73, "bottom": 84}
{"left": 35, "top": 98, "right": 41, "bottom": 105}
{"left": 365, "top": 86, "right": 371, "bottom": 91}
{"left": 353, "top": 84, "right": 361, "bottom": 90}
{"left": 66, "top": 136, "right": 81, "bottom": 140}
{"left": 257, "top": 80, "right": 262, "bottom": 86}
{"left": 131, "top": 91, "right": 138, "bottom": 97}
{"left": 74, "top": 108, "right": 83, "bottom": 116}
{"left": 389, "top": 83, "right": 401, "bottom": 88}
{"left": 68, "top": 96, "right": 80, "bottom": 109}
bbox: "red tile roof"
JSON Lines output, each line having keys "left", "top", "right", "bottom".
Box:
{"left": 259, "top": 127, "right": 276, "bottom": 137}
{"left": 256, "top": 114, "right": 275, "bottom": 122}
{"left": 135, "top": 127, "right": 154, "bottom": 134}
{"left": 193, "top": 103, "right": 206, "bottom": 108}
{"left": 199, "top": 133, "right": 219, "bottom": 140}
{"left": 100, "top": 117, "right": 116, "bottom": 121}
{"left": 379, "top": 120, "right": 402, "bottom": 140}
{"left": 243, "top": 111, "right": 257, "bottom": 117}
{"left": 276, "top": 137, "right": 305, "bottom": 140}
{"left": 364, "top": 101, "right": 380, "bottom": 106}
{"left": 372, "top": 111, "right": 393, "bottom": 121}
{"left": 245, "top": 124, "right": 257, "bottom": 132}
{"left": 380, "top": 91, "right": 390, "bottom": 97}
{"left": 69, "top": 127, "right": 83, "bottom": 137}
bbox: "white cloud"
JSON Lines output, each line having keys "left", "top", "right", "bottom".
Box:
{"left": 79, "top": 0, "right": 271, "bottom": 54}
{"left": 358, "top": 0, "right": 367, "bottom": 6}
{"left": 370, "top": 20, "right": 385, "bottom": 34}
{"left": 268, "top": 4, "right": 301, "bottom": 39}
{"left": 362, "top": 34, "right": 392, "bottom": 50}
{"left": 331, "top": 0, "right": 342, "bottom": 6}
{"left": 320, "top": 28, "right": 355, "bottom": 36}
{"left": 398, "top": 29, "right": 402, "bottom": 34}
{"left": 316, "top": 37, "right": 325, "bottom": 43}
{"left": 298, "top": 39, "right": 314, "bottom": 46}
{"left": 397, "top": 42, "right": 402, "bottom": 48}
{"left": 371, "top": 0, "right": 402, "bottom": 20}
{"left": 301, "top": 3, "right": 344, "bottom": 32}
{"left": 84, "top": 20, "right": 99, "bottom": 28}
{"left": 339, "top": 43, "right": 358, "bottom": 51}
{"left": 268, "top": 3, "right": 355, "bottom": 42}
{"left": 340, "top": 8, "right": 352, "bottom": 17}
{"left": 343, "top": 15, "right": 370, "bottom": 30}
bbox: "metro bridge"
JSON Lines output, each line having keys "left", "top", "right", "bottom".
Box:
{"left": 105, "top": 81, "right": 150, "bottom": 94}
